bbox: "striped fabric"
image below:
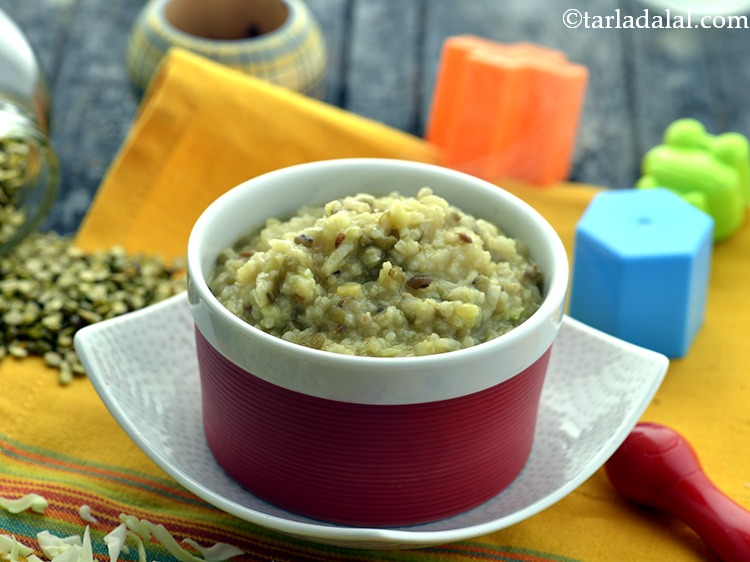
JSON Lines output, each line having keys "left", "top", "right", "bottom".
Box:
{"left": 126, "top": 0, "right": 327, "bottom": 98}
{"left": 0, "top": 432, "right": 570, "bottom": 562}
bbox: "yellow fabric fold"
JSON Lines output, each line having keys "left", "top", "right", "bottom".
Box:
{"left": 76, "top": 48, "right": 439, "bottom": 259}
{"left": 2, "top": 47, "right": 749, "bottom": 562}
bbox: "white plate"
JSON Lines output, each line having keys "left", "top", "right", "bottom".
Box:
{"left": 75, "top": 292, "right": 668, "bottom": 550}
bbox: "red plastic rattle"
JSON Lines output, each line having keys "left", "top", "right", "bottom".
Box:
{"left": 605, "top": 422, "right": 750, "bottom": 562}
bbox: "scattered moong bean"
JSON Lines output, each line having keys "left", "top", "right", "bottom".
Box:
{"left": 0, "top": 231, "right": 186, "bottom": 384}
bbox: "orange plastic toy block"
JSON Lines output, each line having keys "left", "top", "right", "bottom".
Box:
{"left": 426, "top": 35, "right": 588, "bottom": 185}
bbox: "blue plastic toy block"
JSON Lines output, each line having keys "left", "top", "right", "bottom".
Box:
{"left": 569, "top": 188, "right": 714, "bottom": 358}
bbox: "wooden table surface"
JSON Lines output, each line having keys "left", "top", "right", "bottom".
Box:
{"left": 1, "top": 0, "right": 749, "bottom": 235}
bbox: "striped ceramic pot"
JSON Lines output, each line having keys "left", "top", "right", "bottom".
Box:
{"left": 126, "top": 0, "right": 327, "bottom": 98}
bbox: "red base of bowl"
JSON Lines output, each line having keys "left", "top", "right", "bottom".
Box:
{"left": 196, "top": 328, "right": 551, "bottom": 527}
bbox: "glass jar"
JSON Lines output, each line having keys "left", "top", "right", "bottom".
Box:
{"left": 0, "top": 7, "right": 59, "bottom": 254}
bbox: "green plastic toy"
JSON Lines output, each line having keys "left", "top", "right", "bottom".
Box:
{"left": 636, "top": 118, "right": 750, "bottom": 241}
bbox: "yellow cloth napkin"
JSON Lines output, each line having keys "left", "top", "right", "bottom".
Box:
{"left": 76, "top": 49, "right": 438, "bottom": 259}
{"left": 2, "top": 47, "right": 749, "bottom": 562}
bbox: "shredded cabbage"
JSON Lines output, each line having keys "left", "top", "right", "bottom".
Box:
{"left": 47, "top": 544, "right": 82, "bottom": 562}
{"left": 0, "top": 494, "right": 48, "bottom": 514}
{"left": 102, "top": 524, "right": 126, "bottom": 562}
{"left": 0, "top": 535, "right": 34, "bottom": 558}
{"left": 80, "top": 527, "right": 93, "bottom": 562}
{"left": 182, "top": 539, "right": 245, "bottom": 562}
{"left": 0, "top": 534, "right": 34, "bottom": 562}
{"left": 77, "top": 506, "right": 97, "bottom": 525}
{"left": 1, "top": 493, "right": 244, "bottom": 562}
{"left": 36, "top": 531, "right": 81, "bottom": 560}
{"left": 119, "top": 515, "right": 244, "bottom": 562}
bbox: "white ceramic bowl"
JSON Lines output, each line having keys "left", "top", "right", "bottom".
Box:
{"left": 186, "top": 158, "right": 569, "bottom": 526}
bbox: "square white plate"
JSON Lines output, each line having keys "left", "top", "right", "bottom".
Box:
{"left": 75, "top": 292, "right": 668, "bottom": 550}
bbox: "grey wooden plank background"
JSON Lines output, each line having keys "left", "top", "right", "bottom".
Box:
{"left": 1, "top": 0, "right": 748, "bottom": 235}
